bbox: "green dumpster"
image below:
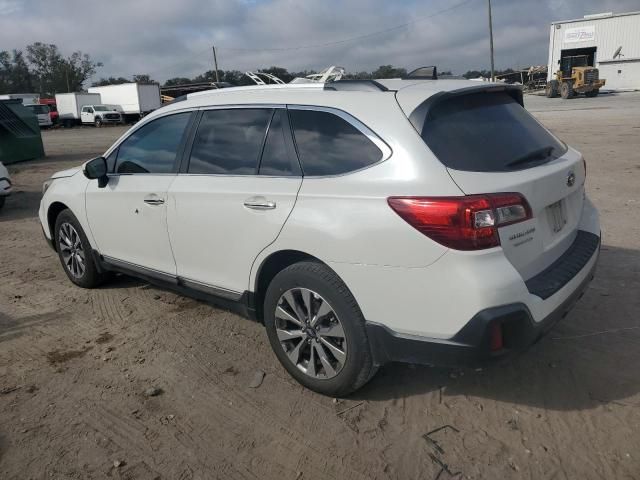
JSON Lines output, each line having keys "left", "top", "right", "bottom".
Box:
{"left": 0, "top": 99, "right": 45, "bottom": 165}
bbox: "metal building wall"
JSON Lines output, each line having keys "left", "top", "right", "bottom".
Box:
{"left": 547, "top": 12, "right": 640, "bottom": 90}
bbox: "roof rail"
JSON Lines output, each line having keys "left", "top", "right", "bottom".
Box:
{"left": 324, "top": 80, "right": 389, "bottom": 92}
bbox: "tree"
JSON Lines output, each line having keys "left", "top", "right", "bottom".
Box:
{"left": 132, "top": 74, "right": 156, "bottom": 84}
{"left": 25, "top": 42, "right": 101, "bottom": 95}
{"left": 0, "top": 49, "right": 35, "bottom": 93}
{"left": 371, "top": 65, "right": 407, "bottom": 79}
{"left": 258, "top": 66, "right": 294, "bottom": 83}
{"left": 92, "top": 76, "right": 130, "bottom": 87}
{"left": 163, "top": 77, "right": 193, "bottom": 87}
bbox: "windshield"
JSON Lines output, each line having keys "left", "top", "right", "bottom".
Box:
{"left": 420, "top": 91, "right": 566, "bottom": 172}
{"left": 93, "top": 106, "right": 110, "bottom": 111}
{"left": 27, "top": 104, "right": 50, "bottom": 115}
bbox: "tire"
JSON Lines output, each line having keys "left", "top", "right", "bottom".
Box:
{"left": 545, "top": 80, "right": 559, "bottom": 98}
{"left": 585, "top": 89, "right": 599, "bottom": 98}
{"left": 54, "top": 209, "right": 106, "bottom": 288}
{"left": 94, "top": 117, "right": 103, "bottom": 128}
{"left": 560, "top": 81, "right": 574, "bottom": 99}
{"left": 264, "top": 261, "right": 377, "bottom": 396}
{"left": 0, "top": 196, "right": 5, "bottom": 210}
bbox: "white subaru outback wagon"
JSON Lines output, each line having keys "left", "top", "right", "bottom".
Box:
{"left": 39, "top": 79, "right": 600, "bottom": 396}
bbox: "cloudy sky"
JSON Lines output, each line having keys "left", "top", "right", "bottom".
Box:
{"left": 0, "top": 0, "right": 638, "bottom": 82}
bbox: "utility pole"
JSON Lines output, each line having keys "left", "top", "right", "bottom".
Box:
{"left": 488, "top": 0, "right": 495, "bottom": 81}
{"left": 212, "top": 46, "right": 220, "bottom": 83}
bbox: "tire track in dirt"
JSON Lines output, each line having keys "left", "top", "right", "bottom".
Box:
{"left": 146, "top": 315, "right": 384, "bottom": 480}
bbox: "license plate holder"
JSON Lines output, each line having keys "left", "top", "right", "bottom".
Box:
{"left": 548, "top": 200, "right": 567, "bottom": 233}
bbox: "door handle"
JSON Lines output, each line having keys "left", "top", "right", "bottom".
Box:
{"left": 244, "top": 197, "right": 276, "bottom": 210}
{"left": 144, "top": 194, "right": 165, "bottom": 206}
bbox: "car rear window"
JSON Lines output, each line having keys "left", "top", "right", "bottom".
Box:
{"left": 420, "top": 92, "right": 566, "bottom": 172}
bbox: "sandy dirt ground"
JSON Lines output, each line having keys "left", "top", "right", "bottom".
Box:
{"left": 1, "top": 94, "right": 639, "bottom": 480}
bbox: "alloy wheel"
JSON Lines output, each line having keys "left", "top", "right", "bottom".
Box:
{"left": 275, "top": 288, "right": 347, "bottom": 379}
{"left": 58, "top": 222, "right": 86, "bottom": 278}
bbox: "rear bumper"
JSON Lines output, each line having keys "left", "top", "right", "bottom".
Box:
{"left": 366, "top": 231, "right": 600, "bottom": 367}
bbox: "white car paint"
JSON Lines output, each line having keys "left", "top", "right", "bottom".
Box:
{"left": 39, "top": 79, "right": 600, "bottom": 344}
{"left": 0, "top": 161, "right": 12, "bottom": 200}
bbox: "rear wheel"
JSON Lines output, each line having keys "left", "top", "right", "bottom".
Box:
{"left": 560, "top": 81, "right": 574, "bottom": 99}
{"left": 545, "top": 80, "right": 559, "bottom": 98}
{"left": 264, "top": 261, "right": 377, "bottom": 396}
{"left": 585, "top": 89, "right": 599, "bottom": 98}
{"left": 54, "top": 209, "right": 106, "bottom": 288}
{"left": 0, "top": 197, "right": 5, "bottom": 210}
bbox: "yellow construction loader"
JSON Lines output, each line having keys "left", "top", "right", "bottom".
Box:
{"left": 546, "top": 55, "right": 606, "bottom": 99}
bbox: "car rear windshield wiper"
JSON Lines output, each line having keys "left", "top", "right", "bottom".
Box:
{"left": 505, "top": 146, "right": 555, "bottom": 169}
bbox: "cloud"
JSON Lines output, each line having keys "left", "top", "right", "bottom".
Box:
{"left": 0, "top": 0, "right": 637, "bottom": 83}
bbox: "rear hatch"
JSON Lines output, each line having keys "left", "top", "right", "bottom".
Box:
{"left": 399, "top": 85, "right": 585, "bottom": 280}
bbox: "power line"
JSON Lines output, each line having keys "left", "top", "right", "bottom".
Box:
{"left": 218, "top": 0, "right": 478, "bottom": 53}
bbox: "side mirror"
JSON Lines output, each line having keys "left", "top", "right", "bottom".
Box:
{"left": 83, "top": 157, "right": 109, "bottom": 188}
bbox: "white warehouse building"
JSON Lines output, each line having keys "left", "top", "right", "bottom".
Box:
{"left": 548, "top": 11, "right": 640, "bottom": 90}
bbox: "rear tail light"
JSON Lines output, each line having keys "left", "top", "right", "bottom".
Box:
{"left": 387, "top": 193, "right": 532, "bottom": 250}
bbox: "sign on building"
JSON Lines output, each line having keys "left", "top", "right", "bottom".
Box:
{"left": 564, "top": 25, "right": 595, "bottom": 43}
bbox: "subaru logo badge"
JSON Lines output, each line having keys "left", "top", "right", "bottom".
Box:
{"left": 567, "top": 171, "right": 576, "bottom": 187}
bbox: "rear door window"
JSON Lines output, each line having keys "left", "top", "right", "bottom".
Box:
{"left": 420, "top": 92, "right": 566, "bottom": 172}
{"left": 188, "top": 108, "right": 272, "bottom": 175}
{"left": 258, "top": 110, "right": 301, "bottom": 176}
{"left": 289, "top": 109, "right": 383, "bottom": 176}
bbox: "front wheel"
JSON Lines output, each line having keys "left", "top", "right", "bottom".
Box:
{"left": 94, "top": 117, "right": 103, "bottom": 128}
{"left": 0, "top": 196, "right": 5, "bottom": 210}
{"left": 585, "top": 89, "right": 600, "bottom": 98}
{"left": 264, "top": 261, "right": 377, "bottom": 396}
{"left": 560, "top": 81, "right": 574, "bottom": 99}
{"left": 54, "top": 209, "right": 106, "bottom": 288}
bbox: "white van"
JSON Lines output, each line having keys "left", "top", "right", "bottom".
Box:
{"left": 25, "top": 104, "right": 53, "bottom": 128}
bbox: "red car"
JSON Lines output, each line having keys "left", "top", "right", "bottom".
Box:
{"left": 40, "top": 98, "right": 58, "bottom": 124}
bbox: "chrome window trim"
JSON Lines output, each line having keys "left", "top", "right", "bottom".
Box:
{"left": 102, "top": 107, "right": 197, "bottom": 160}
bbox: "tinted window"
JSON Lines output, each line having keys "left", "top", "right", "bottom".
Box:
{"left": 28, "top": 105, "right": 49, "bottom": 114}
{"left": 259, "top": 110, "right": 300, "bottom": 176}
{"left": 420, "top": 92, "right": 566, "bottom": 172}
{"left": 115, "top": 113, "right": 190, "bottom": 174}
{"left": 289, "top": 109, "right": 383, "bottom": 176}
{"left": 188, "top": 109, "right": 272, "bottom": 175}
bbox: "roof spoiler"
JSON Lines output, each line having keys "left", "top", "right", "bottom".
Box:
{"left": 408, "top": 84, "right": 524, "bottom": 134}
{"left": 403, "top": 66, "right": 438, "bottom": 80}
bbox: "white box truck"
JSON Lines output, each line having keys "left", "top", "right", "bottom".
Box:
{"left": 55, "top": 93, "right": 101, "bottom": 127}
{"left": 87, "top": 83, "right": 161, "bottom": 121}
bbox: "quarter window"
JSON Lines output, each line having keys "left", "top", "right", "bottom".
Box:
{"left": 188, "top": 109, "right": 272, "bottom": 175}
{"left": 114, "top": 112, "right": 190, "bottom": 174}
{"left": 289, "top": 109, "right": 383, "bottom": 176}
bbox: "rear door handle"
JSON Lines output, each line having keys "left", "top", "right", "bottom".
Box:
{"left": 244, "top": 197, "right": 276, "bottom": 210}
{"left": 144, "top": 194, "right": 165, "bottom": 206}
